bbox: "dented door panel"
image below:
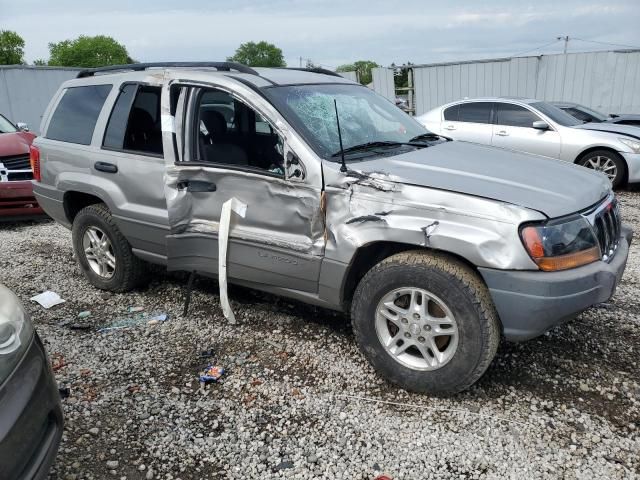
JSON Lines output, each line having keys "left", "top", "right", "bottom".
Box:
{"left": 160, "top": 73, "right": 325, "bottom": 292}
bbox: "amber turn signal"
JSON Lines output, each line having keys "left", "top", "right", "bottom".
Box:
{"left": 521, "top": 225, "right": 600, "bottom": 272}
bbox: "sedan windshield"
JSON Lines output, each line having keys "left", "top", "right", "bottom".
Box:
{"left": 0, "top": 115, "right": 18, "bottom": 134}
{"left": 266, "top": 84, "right": 430, "bottom": 160}
{"left": 531, "top": 102, "right": 582, "bottom": 127}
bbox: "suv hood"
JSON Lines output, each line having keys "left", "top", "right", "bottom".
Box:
{"left": 350, "top": 141, "right": 610, "bottom": 218}
{"left": 572, "top": 122, "right": 640, "bottom": 138}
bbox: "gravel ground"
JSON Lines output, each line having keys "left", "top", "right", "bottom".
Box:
{"left": 1, "top": 189, "right": 639, "bottom": 480}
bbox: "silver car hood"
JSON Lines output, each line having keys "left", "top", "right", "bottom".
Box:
{"left": 572, "top": 122, "right": 640, "bottom": 138}
{"left": 350, "top": 141, "right": 610, "bottom": 218}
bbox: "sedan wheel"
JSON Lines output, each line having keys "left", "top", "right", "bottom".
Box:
{"left": 583, "top": 155, "right": 617, "bottom": 182}
{"left": 578, "top": 149, "right": 626, "bottom": 188}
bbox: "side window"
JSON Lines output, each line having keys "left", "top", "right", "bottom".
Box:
{"left": 565, "top": 108, "right": 591, "bottom": 123}
{"left": 46, "top": 85, "right": 112, "bottom": 145}
{"left": 195, "top": 89, "right": 284, "bottom": 176}
{"left": 496, "top": 103, "right": 540, "bottom": 128}
{"left": 443, "top": 104, "right": 459, "bottom": 121}
{"left": 103, "top": 85, "right": 163, "bottom": 155}
{"left": 457, "top": 102, "right": 492, "bottom": 124}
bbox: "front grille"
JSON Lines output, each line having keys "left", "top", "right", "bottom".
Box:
{"left": 7, "top": 171, "right": 33, "bottom": 181}
{"left": 592, "top": 199, "right": 621, "bottom": 262}
{"left": 0, "top": 154, "right": 30, "bottom": 170}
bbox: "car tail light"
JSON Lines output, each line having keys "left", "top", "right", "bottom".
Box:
{"left": 29, "top": 145, "right": 41, "bottom": 182}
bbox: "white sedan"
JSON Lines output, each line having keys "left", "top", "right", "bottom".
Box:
{"left": 416, "top": 97, "right": 640, "bottom": 188}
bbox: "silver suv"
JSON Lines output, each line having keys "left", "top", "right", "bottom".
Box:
{"left": 32, "top": 63, "right": 632, "bottom": 395}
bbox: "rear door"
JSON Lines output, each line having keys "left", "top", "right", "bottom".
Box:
{"left": 441, "top": 102, "right": 494, "bottom": 145}
{"left": 491, "top": 102, "right": 561, "bottom": 158}
{"left": 161, "top": 77, "right": 325, "bottom": 292}
{"left": 97, "top": 83, "right": 168, "bottom": 257}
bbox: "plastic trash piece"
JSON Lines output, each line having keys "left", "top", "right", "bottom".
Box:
{"left": 128, "top": 306, "right": 144, "bottom": 313}
{"left": 70, "top": 323, "right": 92, "bottom": 330}
{"left": 78, "top": 311, "right": 91, "bottom": 318}
{"left": 199, "top": 365, "right": 225, "bottom": 384}
{"left": 30, "top": 291, "right": 65, "bottom": 309}
{"left": 218, "top": 198, "right": 247, "bottom": 324}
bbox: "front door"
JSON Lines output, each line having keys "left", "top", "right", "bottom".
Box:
{"left": 491, "top": 102, "right": 561, "bottom": 159}
{"left": 160, "top": 78, "right": 325, "bottom": 293}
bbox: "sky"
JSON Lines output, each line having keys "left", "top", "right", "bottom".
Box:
{"left": 2, "top": 0, "right": 640, "bottom": 68}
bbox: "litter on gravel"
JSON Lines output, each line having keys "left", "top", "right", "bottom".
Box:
{"left": 30, "top": 290, "right": 65, "bottom": 309}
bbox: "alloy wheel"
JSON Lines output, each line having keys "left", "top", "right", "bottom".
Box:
{"left": 584, "top": 155, "right": 617, "bottom": 182}
{"left": 82, "top": 226, "right": 116, "bottom": 279}
{"left": 375, "top": 287, "right": 459, "bottom": 371}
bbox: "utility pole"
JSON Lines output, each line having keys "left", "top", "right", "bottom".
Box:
{"left": 299, "top": 56, "right": 303, "bottom": 68}
{"left": 557, "top": 35, "right": 569, "bottom": 54}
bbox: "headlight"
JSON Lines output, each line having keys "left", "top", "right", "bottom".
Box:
{"left": 0, "top": 285, "right": 34, "bottom": 382}
{"left": 619, "top": 137, "right": 640, "bottom": 153}
{"left": 520, "top": 215, "right": 601, "bottom": 271}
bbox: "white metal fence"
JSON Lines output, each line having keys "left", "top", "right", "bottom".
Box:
{"left": 412, "top": 50, "right": 640, "bottom": 116}
{"left": 0, "top": 66, "right": 80, "bottom": 134}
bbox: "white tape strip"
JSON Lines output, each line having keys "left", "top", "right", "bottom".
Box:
{"left": 218, "top": 198, "right": 247, "bottom": 324}
{"left": 161, "top": 114, "right": 175, "bottom": 133}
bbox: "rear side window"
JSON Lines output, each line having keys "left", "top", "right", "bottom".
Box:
{"left": 103, "top": 84, "right": 163, "bottom": 155}
{"left": 458, "top": 102, "right": 492, "bottom": 124}
{"left": 46, "top": 85, "right": 112, "bottom": 145}
{"left": 443, "top": 104, "right": 459, "bottom": 121}
{"left": 496, "top": 103, "right": 540, "bottom": 127}
{"left": 564, "top": 107, "right": 592, "bottom": 123}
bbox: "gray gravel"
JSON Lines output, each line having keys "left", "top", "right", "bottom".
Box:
{"left": 1, "top": 189, "right": 639, "bottom": 479}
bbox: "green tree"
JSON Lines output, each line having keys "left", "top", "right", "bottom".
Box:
{"left": 48, "top": 35, "right": 130, "bottom": 68}
{"left": 33, "top": 59, "right": 47, "bottom": 66}
{"left": 0, "top": 30, "right": 25, "bottom": 65}
{"left": 336, "top": 60, "right": 380, "bottom": 85}
{"left": 227, "top": 41, "right": 286, "bottom": 67}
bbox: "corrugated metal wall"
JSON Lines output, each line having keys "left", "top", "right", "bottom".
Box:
{"left": 0, "top": 66, "right": 80, "bottom": 134}
{"left": 413, "top": 50, "right": 640, "bottom": 116}
{"left": 371, "top": 67, "right": 395, "bottom": 101}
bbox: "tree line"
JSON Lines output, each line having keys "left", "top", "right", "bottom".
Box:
{"left": 0, "top": 30, "right": 381, "bottom": 85}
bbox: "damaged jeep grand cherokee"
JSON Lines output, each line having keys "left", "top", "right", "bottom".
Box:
{"left": 32, "top": 63, "right": 632, "bottom": 395}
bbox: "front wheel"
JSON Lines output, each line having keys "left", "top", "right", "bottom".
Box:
{"left": 578, "top": 149, "right": 627, "bottom": 188}
{"left": 351, "top": 251, "right": 500, "bottom": 395}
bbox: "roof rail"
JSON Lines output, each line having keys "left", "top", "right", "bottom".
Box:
{"left": 76, "top": 62, "right": 258, "bottom": 78}
{"left": 283, "top": 67, "right": 343, "bottom": 78}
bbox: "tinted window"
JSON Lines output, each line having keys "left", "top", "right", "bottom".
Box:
{"left": 530, "top": 102, "right": 581, "bottom": 127}
{"left": 103, "top": 84, "right": 137, "bottom": 149}
{"left": 47, "top": 85, "right": 111, "bottom": 144}
{"left": 564, "top": 107, "right": 593, "bottom": 123}
{"left": 458, "top": 102, "right": 492, "bottom": 123}
{"left": 443, "top": 104, "right": 459, "bottom": 121}
{"left": 496, "top": 103, "right": 539, "bottom": 127}
{"left": 103, "top": 85, "right": 163, "bottom": 155}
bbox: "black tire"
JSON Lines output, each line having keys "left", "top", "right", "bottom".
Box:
{"left": 577, "top": 149, "right": 627, "bottom": 188}
{"left": 351, "top": 250, "right": 500, "bottom": 396}
{"left": 71, "top": 203, "right": 148, "bottom": 292}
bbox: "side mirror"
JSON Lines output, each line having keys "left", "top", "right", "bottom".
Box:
{"left": 532, "top": 120, "right": 549, "bottom": 131}
{"left": 16, "top": 122, "right": 29, "bottom": 132}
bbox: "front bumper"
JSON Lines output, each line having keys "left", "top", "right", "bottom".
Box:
{"left": 479, "top": 226, "right": 633, "bottom": 341}
{"left": 0, "top": 180, "right": 44, "bottom": 219}
{"left": 0, "top": 333, "right": 63, "bottom": 480}
{"left": 621, "top": 152, "right": 640, "bottom": 183}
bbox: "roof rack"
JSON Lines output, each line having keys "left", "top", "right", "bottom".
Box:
{"left": 76, "top": 62, "right": 258, "bottom": 78}
{"left": 283, "top": 67, "right": 343, "bottom": 78}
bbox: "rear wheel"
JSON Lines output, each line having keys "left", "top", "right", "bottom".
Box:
{"left": 351, "top": 250, "right": 500, "bottom": 395}
{"left": 72, "top": 204, "right": 148, "bottom": 292}
{"left": 578, "top": 149, "right": 626, "bottom": 188}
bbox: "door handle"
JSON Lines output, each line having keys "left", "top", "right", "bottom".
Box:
{"left": 94, "top": 161, "right": 118, "bottom": 173}
{"left": 177, "top": 180, "right": 217, "bottom": 193}
{"left": 495, "top": 130, "right": 509, "bottom": 137}
{"left": 444, "top": 125, "right": 456, "bottom": 131}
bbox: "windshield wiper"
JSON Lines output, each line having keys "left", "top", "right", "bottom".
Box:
{"left": 330, "top": 141, "right": 404, "bottom": 157}
{"left": 408, "top": 133, "right": 443, "bottom": 143}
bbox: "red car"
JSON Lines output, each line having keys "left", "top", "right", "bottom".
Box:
{"left": 0, "top": 114, "right": 43, "bottom": 219}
